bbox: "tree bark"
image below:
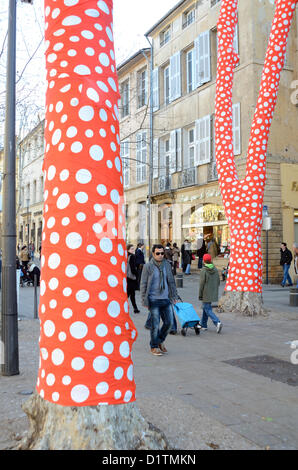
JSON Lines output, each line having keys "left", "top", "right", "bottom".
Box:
{"left": 218, "top": 291, "right": 268, "bottom": 317}
{"left": 20, "top": 393, "right": 169, "bottom": 450}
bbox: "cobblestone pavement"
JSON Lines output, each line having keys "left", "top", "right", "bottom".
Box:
{"left": 0, "top": 272, "right": 297, "bottom": 450}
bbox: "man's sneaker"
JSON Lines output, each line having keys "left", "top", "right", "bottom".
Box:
{"left": 216, "top": 322, "right": 222, "bottom": 334}
{"left": 158, "top": 343, "right": 168, "bottom": 354}
{"left": 200, "top": 327, "right": 208, "bottom": 331}
{"left": 151, "top": 348, "right": 163, "bottom": 356}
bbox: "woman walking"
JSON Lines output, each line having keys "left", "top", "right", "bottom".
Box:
{"left": 172, "top": 243, "right": 180, "bottom": 276}
{"left": 127, "top": 244, "right": 140, "bottom": 313}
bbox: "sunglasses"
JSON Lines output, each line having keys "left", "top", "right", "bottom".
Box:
{"left": 155, "top": 252, "right": 165, "bottom": 256}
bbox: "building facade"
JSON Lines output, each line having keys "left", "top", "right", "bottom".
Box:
{"left": 119, "top": 0, "right": 298, "bottom": 282}
{"left": 17, "top": 120, "right": 45, "bottom": 256}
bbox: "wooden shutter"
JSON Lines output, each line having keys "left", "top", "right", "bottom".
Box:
{"left": 232, "top": 103, "right": 241, "bottom": 155}
{"left": 195, "top": 31, "right": 211, "bottom": 87}
{"left": 195, "top": 115, "right": 211, "bottom": 165}
{"left": 152, "top": 68, "right": 159, "bottom": 112}
{"left": 170, "top": 52, "right": 181, "bottom": 102}
{"left": 170, "top": 130, "right": 176, "bottom": 174}
{"left": 176, "top": 128, "right": 182, "bottom": 172}
{"left": 153, "top": 138, "right": 159, "bottom": 179}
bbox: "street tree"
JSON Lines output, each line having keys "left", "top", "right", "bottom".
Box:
{"left": 20, "top": 0, "right": 168, "bottom": 450}
{"left": 215, "top": 0, "right": 297, "bottom": 315}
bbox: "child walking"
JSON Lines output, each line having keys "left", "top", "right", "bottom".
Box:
{"left": 199, "top": 254, "right": 222, "bottom": 333}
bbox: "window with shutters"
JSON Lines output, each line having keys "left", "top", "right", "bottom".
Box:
{"left": 137, "top": 69, "right": 148, "bottom": 108}
{"left": 136, "top": 132, "right": 147, "bottom": 183}
{"left": 164, "top": 66, "right": 170, "bottom": 106}
{"left": 195, "top": 115, "right": 211, "bottom": 166}
{"left": 188, "top": 128, "right": 195, "bottom": 168}
{"left": 152, "top": 68, "right": 159, "bottom": 112}
{"left": 120, "top": 140, "right": 130, "bottom": 188}
{"left": 232, "top": 103, "right": 241, "bottom": 155}
{"left": 120, "top": 80, "right": 129, "bottom": 118}
{"left": 186, "top": 48, "right": 195, "bottom": 93}
{"left": 195, "top": 30, "right": 211, "bottom": 87}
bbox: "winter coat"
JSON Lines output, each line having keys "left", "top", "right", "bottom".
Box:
{"left": 135, "top": 248, "right": 145, "bottom": 267}
{"left": 199, "top": 264, "right": 220, "bottom": 303}
{"left": 280, "top": 248, "right": 292, "bottom": 266}
{"left": 164, "top": 247, "right": 173, "bottom": 262}
{"left": 181, "top": 244, "right": 191, "bottom": 265}
{"left": 140, "top": 258, "right": 179, "bottom": 307}
{"left": 197, "top": 240, "right": 207, "bottom": 258}
{"left": 127, "top": 254, "right": 139, "bottom": 292}
{"left": 172, "top": 247, "right": 180, "bottom": 262}
{"left": 20, "top": 248, "right": 29, "bottom": 262}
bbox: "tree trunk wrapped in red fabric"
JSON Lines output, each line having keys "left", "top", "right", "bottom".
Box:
{"left": 215, "top": 0, "right": 297, "bottom": 314}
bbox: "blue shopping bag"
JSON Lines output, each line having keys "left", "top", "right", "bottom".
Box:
{"left": 174, "top": 302, "right": 200, "bottom": 329}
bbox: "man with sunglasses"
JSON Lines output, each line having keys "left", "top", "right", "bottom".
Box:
{"left": 140, "top": 244, "right": 179, "bottom": 356}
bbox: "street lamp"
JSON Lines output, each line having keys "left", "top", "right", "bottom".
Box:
{"left": 1, "top": 0, "right": 33, "bottom": 376}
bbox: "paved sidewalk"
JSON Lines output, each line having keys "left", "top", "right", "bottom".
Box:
{"left": 0, "top": 273, "right": 297, "bottom": 450}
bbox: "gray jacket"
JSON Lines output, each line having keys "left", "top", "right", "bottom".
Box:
{"left": 140, "top": 259, "right": 179, "bottom": 307}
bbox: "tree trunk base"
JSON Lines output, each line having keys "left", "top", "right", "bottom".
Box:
{"left": 217, "top": 291, "right": 268, "bottom": 317}
{"left": 19, "top": 393, "right": 170, "bottom": 450}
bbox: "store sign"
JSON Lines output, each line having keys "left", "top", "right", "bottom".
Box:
{"left": 180, "top": 188, "right": 221, "bottom": 203}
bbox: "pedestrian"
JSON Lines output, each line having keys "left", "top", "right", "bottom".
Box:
{"left": 199, "top": 253, "right": 222, "bottom": 333}
{"left": 28, "top": 261, "right": 41, "bottom": 286}
{"left": 20, "top": 245, "right": 30, "bottom": 270}
{"left": 293, "top": 243, "right": 298, "bottom": 288}
{"left": 207, "top": 237, "right": 219, "bottom": 260}
{"left": 126, "top": 244, "right": 140, "bottom": 313}
{"left": 172, "top": 243, "right": 180, "bottom": 276}
{"left": 135, "top": 242, "right": 145, "bottom": 286}
{"left": 164, "top": 242, "right": 173, "bottom": 268}
{"left": 196, "top": 233, "right": 206, "bottom": 269}
{"left": 280, "top": 242, "right": 293, "bottom": 287}
{"left": 181, "top": 239, "right": 191, "bottom": 274}
{"left": 140, "top": 244, "right": 179, "bottom": 356}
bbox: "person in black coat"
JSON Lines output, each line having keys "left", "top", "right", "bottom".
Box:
{"left": 280, "top": 242, "right": 293, "bottom": 287}
{"left": 135, "top": 242, "right": 145, "bottom": 286}
{"left": 28, "top": 261, "right": 41, "bottom": 286}
{"left": 127, "top": 244, "right": 140, "bottom": 313}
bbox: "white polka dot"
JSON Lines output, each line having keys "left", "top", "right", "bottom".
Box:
{"left": 90, "top": 145, "right": 104, "bottom": 161}
{"left": 71, "top": 357, "right": 85, "bottom": 371}
{"left": 48, "top": 253, "right": 61, "bottom": 269}
{"left": 99, "top": 291, "right": 107, "bottom": 301}
{"left": 44, "top": 320, "right": 55, "bottom": 337}
{"left": 76, "top": 169, "right": 92, "bottom": 184}
{"left": 93, "top": 356, "right": 109, "bottom": 373}
{"left": 62, "top": 308, "right": 73, "bottom": 319}
{"left": 66, "top": 126, "right": 77, "bottom": 138}
{"left": 51, "top": 348, "right": 64, "bottom": 366}
{"left": 71, "top": 141, "right": 83, "bottom": 153}
{"left": 71, "top": 384, "right": 89, "bottom": 403}
{"left": 70, "top": 321, "right": 88, "bottom": 339}
{"left": 119, "top": 341, "right": 130, "bottom": 358}
{"left": 114, "top": 367, "right": 123, "bottom": 380}
{"left": 85, "top": 340, "right": 95, "bottom": 350}
{"left": 108, "top": 275, "right": 118, "bottom": 287}
{"left": 124, "top": 390, "right": 133, "bottom": 403}
{"left": 83, "top": 265, "right": 101, "bottom": 282}
{"left": 86, "top": 308, "right": 96, "bottom": 318}
{"left": 76, "top": 290, "right": 90, "bottom": 303}
{"left": 62, "top": 16, "right": 82, "bottom": 26}
{"left": 62, "top": 376, "right": 71, "bottom": 385}
{"left": 66, "top": 232, "right": 82, "bottom": 249}
{"left": 47, "top": 165, "right": 56, "bottom": 181}
{"left": 96, "top": 324, "right": 108, "bottom": 337}
{"left": 49, "top": 278, "right": 59, "bottom": 290}
{"left": 99, "top": 53, "right": 109, "bottom": 67}
{"left": 127, "top": 365, "right": 134, "bottom": 381}
{"left": 75, "top": 192, "right": 88, "bottom": 204}
{"left": 107, "top": 301, "right": 120, "bottom": 318}
{"left": 96, "top": 382, "right": 109, "bottom": 395}
{"left": 46, "top": 374, "right": 56, "bottom": 386}
{"left": 57, "top": 193, "right": 70, "bottom": 210}
{"left": 103, "top": 341, "right": 114, "bottom": 355}
{"left": 79, "top": 106, "right": 94, "bottom": 122}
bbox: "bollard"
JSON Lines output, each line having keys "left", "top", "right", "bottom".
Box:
{"left": 34, "top": 274, "right": 38, "bottom": 319}
{"left": 176, "top": 273, "right": 183, "bottom": 288}
{"left": 289, "top": 288, "right": 298, "bottom": 307}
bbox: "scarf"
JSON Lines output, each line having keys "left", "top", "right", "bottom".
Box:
{"left": 152, "top": 258, "right": 166, "bottom": 293}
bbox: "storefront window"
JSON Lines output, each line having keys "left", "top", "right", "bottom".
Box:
{"left": 181, "top": 203, "right": 230, "bottom": 257}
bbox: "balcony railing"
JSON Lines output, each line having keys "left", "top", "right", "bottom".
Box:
{"left": 158, "top": 175, "right": 172, "bottom": 193}
{"left": 208, "top": 161, "right": 218, "bottom": 182}
{"left": 178, "top": 167, "right": 197, "bottom": 188}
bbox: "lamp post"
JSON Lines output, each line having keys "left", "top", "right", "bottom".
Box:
{"left": 1, "top": 0, "right": 19, "bottom": 376}
{"left": 262, "top": 205, "right": 272, "bottom": 285}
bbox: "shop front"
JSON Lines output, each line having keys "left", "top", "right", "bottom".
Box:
{"left": 181, "top": 203, "right": 230, "bottom": 258}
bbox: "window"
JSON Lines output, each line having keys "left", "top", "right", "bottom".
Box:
{"left": 120, "top": 140, "right": 130, "bottom": 188}
{"left": 164, "top": 66, "right": 170, "bottom": 106}
{"left": 137, "top": 69, "right": 147, "bottom": 108}
{"left": 188, "top": 128, "right": 195, "bottom": 168}
{"left": 120, "top": 80, "right": 129, "bottom": 118}
{"left": 194, "top": 30, "right": 211, "bottom": 87}
{"left": 136, "top": 132, "right": 147, "bottom": 183}
{"left": 33, "top": 180, "right": 37, "bottom": 204}
{"left": 39, "top": 176, "right": 44, "bottom": 202}
{"left": 169, "top": 129, "right": 182, "bottom": 174}
{"left": 183, "top": 8, "right": 195, "bottom": 29}
{"left": 152, "top": 68, "right": 159, "bottom": 112}
{"left": 186, "top": 48, "right": 195, "bottom": 93}
{"left": 160, "top": 27, "right": 171, "bottom": 47}
{"left": 211, "top": 0, "right": 221, "bottom": 7}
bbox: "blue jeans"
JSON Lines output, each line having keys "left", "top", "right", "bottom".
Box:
{"left": 282, "top": 264, "right": 293, "bottom": 286}
{"left": 147, "top": 299, "right": 173, "bottom": 348}
{"left": 201, "top": 302, "right": 220, "bottom": 329}
{"left": 145, "top": 307, "right": 177, "bottom": 333}
{"left": 185, "top": 264, "right": 191, "bottom": 274}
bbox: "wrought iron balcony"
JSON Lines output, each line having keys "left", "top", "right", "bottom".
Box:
{"left": 178, "top": 167, "right": 197, "bottom": 188}
{"left": 208, "top": 161, "right": 218, "bottom": 182}
{"left": 158, "top": 175, "right": 172, "bottom": 193}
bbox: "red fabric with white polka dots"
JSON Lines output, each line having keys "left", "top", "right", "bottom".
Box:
{"left": 36, "top": 0, "right": 138, "bottom": 406}
{"left": 215, "top": 0, "right": 297, "bottom": 293}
